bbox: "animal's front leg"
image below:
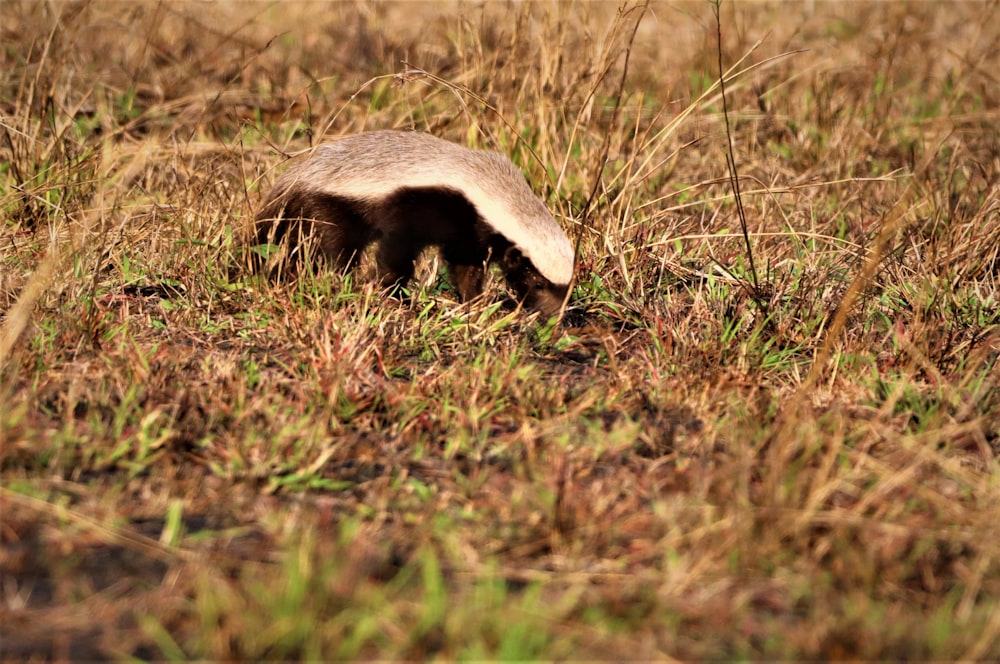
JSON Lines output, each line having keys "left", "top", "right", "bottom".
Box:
{"left": 447, "top": 263, "right": 486, "bottom": 302}
{"left": 375, "top": 238, "right": 421, "bottom": 291}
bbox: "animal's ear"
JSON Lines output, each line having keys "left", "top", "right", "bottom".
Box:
{"left": 502, "top": 246, "right": 525, "bottom": 270}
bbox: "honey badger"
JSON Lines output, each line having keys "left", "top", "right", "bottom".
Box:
{"left": 252, "top": 130, "right": 574, "bottom": 316}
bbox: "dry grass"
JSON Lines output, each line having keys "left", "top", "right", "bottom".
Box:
{"left": 2, "top": 0, "right": 999, "bottom": 660}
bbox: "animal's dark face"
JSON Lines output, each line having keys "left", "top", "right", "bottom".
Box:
{"left": 525, "top": 282, "right": 569, "bottom": 318}
{"left": 502, "top": 247, "right": 570, "bottom": 318}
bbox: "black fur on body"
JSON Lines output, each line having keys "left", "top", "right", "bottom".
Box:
{"left": 251, "top": 131, "right": 573, "bottom": 317}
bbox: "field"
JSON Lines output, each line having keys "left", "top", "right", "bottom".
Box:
{"left": 2, "top": 0, "right": 999, "bottom": 659}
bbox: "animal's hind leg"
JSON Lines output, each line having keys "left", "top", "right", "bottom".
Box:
{"left": 316, "top": 219, "right": 369, "bottom": 273}
{"left": 307, "top": 197, "right": 374, "bottom": 272}
{"left": 252, "top": 190, "right": 373, "bottom": 276}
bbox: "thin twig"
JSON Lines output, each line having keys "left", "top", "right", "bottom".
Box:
{"left": 713, "top": 0, "right": 764, "bottom": 311}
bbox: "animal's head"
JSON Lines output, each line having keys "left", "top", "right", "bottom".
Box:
{"left": 502, "top": 246, "right": 570, "bottom": 318}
